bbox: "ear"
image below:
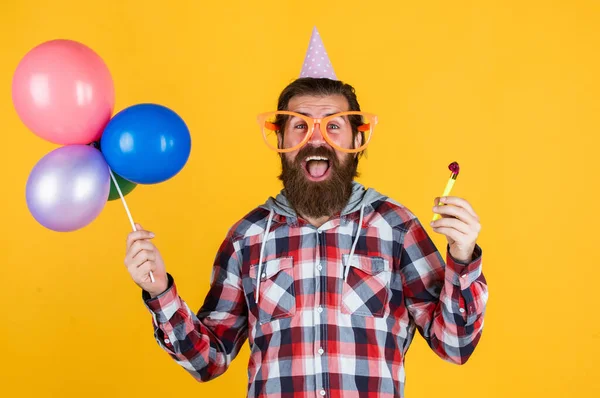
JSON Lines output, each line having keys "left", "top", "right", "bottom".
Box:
{"left": 353, "top": 132, "right": 362, "bottom": 151}
{"left": 277, "top": 132, "right": 283, "bottom": 149}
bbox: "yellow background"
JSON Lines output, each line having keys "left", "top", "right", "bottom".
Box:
{"left": 1, "top": 0, "right": 598, "bottom": 397}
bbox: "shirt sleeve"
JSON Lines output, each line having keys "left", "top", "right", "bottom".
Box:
{"left": 398, "top": 217, "right": 488, "bottom": 364}
{"left": 142, "top": 235, "right": 248, "bottom": 381}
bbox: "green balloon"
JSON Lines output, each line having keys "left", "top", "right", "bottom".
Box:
{"left": 108, "top": 173, "right": 137, "bottom": 201}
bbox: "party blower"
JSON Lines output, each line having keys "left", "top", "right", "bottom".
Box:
{"left": 13, "top": 39, "right": 192, "bottom": 284}
{"left": 432, "top": 161, "right": 460, "bottom": 222}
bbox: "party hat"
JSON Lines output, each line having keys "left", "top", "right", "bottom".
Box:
{"left": 299, "top": 27, "right": 337, "bottom": 80}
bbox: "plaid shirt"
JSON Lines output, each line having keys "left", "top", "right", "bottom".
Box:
{"left": 143, "top": 184, "right": 488, "bottom": 397}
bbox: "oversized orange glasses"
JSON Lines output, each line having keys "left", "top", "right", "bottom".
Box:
{"left": 256, "top": 111, "right": 378, "bottom": 153}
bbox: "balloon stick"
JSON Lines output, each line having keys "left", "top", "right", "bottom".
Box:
{"left": 108, "top": 168, "right": 155, "bottom": 283}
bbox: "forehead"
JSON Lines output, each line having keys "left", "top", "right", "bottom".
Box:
{"left": 287, "top": 94, "right": 349, "bottom": 116}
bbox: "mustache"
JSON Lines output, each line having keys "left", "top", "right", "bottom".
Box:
{"left": 293, "top": 145, "right": 338, "bottom": 165}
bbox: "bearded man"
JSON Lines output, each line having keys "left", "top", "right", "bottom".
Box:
{"left": 123, "top": 30, "right": 488, "bottom": 398}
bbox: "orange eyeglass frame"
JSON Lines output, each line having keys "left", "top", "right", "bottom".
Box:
{"left": 256, "top": 111, "right": 378, "bottom": 153}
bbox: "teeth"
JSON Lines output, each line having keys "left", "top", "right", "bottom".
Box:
{"left": 306, "top": 156, "right": 329, "bottom": 162}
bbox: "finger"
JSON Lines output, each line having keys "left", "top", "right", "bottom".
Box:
{"left": 126, "top": 240, "right": 155, "bottom": 262}
{"left": 134, "top": 261, "right": 157, "bottom": 283}
{"left": 439, "top": 196, "right": 478, "bottom": 219}
{"left": 128, "top": 249, "right": 156, "bottom": 269}
{"left": 433, "top": 203, "right": 477, "bottom": 226}
{"left": 431, "top": 216, "right": 470, "bottom": 235}
{"left": 126, "top": 229, "right": 155, "bottom": 250}
{"left": 432, "top": 226, "right": 464, "bottom": 242}
{"left": 133, "top": 249, "right": 156, "bottom": 265}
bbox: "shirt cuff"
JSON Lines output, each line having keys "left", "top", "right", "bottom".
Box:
{"left": 445, "top": 244, "right": 483, "bottom": 290}
{"left": 142, "top": 273, "right": 182, "bottom": 324}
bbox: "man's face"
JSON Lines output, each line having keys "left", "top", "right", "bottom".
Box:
{"left": 277, "top": 94, "right": 361, "bottom": 219}
{"left": 279, "top": 94, "right": 361, "bottom": 178}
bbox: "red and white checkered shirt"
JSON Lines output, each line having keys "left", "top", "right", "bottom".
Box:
{"left": 143, "top": 183, "right": 488, "bottom": 397}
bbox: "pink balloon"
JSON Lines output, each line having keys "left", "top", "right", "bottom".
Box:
{"left": 12, "top": 39, "right": 115, "bottom": 145}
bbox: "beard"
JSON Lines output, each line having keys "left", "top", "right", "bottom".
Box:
{"left": 278, "top": 145, "right": 357, "bottom": 219}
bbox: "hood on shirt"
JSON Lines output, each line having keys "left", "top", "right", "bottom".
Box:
{"left": 260, "top": 181, "right": 386, "bottom": 221}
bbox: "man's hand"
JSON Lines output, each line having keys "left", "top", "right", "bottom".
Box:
{"left": 125, "top": 223, "right": 169, "bottom": 298}
{"left": 431, "top": 196, "right": 481, "bottom": 263}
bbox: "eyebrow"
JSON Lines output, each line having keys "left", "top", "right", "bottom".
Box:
{"left": 293, "top": 111, "right": 343, "bottom": 118}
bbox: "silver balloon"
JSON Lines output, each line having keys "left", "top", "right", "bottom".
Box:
{"left": 26, "top": 145, "right": 110, "bottom": 232}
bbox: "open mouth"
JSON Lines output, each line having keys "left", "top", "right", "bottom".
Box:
{"left": 302, "top": 155, "right": 331, "bottom": 181}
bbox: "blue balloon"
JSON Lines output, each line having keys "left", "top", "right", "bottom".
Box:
{"left": 100, "top": 104, "right": 191, "bottom": 184}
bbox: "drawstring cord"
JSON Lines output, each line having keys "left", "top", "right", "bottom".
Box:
{"left": 344, "top": 204, "right": 365, "bottom": 282}
{"left": 257, "top": 204, "right": 364, "bottom": 302}
{"left": 256, "top": 209, "right": 275, "bottom": 303}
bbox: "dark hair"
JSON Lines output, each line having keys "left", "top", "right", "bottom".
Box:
{"left": 274, "top": 78, "right": 366, "bottom": 163}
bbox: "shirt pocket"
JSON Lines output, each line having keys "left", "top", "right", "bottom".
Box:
{"left": 249, "top": 256, "right": 297, "bottom": 324}
{"left": 341, "top": 254, "right": 391, "bottom": 317}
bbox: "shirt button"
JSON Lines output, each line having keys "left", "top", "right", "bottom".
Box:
{"left": 461, "top": 274, "right": 467, "bottom": 278}
{"left": 459, "top": 308, "right": 466, "bottom": 313}
{"left": 320, "top": 390, "right": 326, "bottom": 396}
{"left": 261, "top": 273, "right": 266, "bottom": 279}
{"left": 317, "top": 306, "right": 323, "bottom": 313}
{"left": 317, "top": 230, "right": 322, "bottom": 234}
{"left": 317, "top": 264, "right": 323, "bottom": 271}
{"left": 164, "top": 339, "right": 170, "bottom": 344}
{"left": 318, "top": 348, "right": 324, "bottom": 355}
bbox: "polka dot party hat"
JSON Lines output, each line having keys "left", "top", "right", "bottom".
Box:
{"left": 299, "top": 26, "right": 337, "bottom": 80}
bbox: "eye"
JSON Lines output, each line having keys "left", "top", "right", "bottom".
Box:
{"left": 294, "top": 123, "right": 308, "bottom": 130}
{"left": 327, "top": 123, "right": 340, "bottom": 129}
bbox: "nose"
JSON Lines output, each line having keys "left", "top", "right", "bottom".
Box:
{"left": 309, "top": 122, "right": 326, "bottom": 145}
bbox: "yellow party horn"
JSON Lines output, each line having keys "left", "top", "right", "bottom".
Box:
{"left": 432, "top": 161, "right": 460, "bottom": 222}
